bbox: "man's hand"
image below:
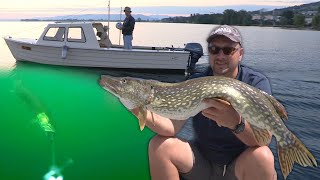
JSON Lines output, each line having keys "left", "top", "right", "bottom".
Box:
{"left": 202, "top": 98, "right": 241, "bottom": 129}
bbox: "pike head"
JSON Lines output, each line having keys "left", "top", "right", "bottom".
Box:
{"left": 99, "top": 75, "right": 154, "bottom": 110}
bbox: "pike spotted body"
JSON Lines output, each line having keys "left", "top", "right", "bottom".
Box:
{"left": 99, "top": 75, "right": 317, "bottom": 179}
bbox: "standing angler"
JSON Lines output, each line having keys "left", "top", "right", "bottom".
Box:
{"left": 100, "top": 25, "right": 317, "bottom": 180}
{"left": 118, "top": 6, "right": 135, "bottom": 50}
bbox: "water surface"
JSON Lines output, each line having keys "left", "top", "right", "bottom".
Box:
{"left": 1, "top": 22, "right": 319, "bottom": 180}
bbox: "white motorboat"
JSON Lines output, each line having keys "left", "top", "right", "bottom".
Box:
{"left": 4, "top": 22, "right": 203, "bottom": 74}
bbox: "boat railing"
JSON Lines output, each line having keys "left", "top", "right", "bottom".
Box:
{"left": 110, "top": 44, "right": 186, "bottom": 51}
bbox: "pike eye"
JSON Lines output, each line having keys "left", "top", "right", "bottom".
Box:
{"left": 122, "top": 79, "right": 127, "bottom": 83}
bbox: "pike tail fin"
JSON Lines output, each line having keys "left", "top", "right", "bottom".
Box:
{"left": 277, "top": 133, "right": 317, "bottom": 179}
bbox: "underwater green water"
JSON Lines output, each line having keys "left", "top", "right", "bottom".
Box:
{"left": 0, "top": 62, "right": 155, "bottom": 180}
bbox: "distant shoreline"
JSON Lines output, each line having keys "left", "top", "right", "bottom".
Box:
{"left": 0, "top": 19, "right": 317, "bottom": 31}
{"left": 250, "top": 24, "right": 318, "bottom": 31}
{"left": 16, "top": 19, "right": 320, "bottom": 31}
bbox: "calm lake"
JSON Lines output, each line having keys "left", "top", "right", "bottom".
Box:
{"left": 0, "top": 21, "right": 319, "bottom": 180}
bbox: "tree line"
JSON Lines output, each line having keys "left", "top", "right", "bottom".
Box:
{"left": 161, "top": 7, "right": 320, "bottom": 30}
{"left": 281, "top": 6, "right": 320, "bottom": 29}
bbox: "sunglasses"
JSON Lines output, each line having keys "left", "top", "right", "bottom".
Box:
{"left": 208, "top": 45, "right": 239, "bottom": 55}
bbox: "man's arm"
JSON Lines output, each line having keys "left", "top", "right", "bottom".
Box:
{"left": 122, "top": 17, "right": 135, "bottom": 32}
{"left": 130, "top": 109, "right": 186, "bottom": 137}
{"left": 202, "top": 99, "right": 270, "bottom": 146}
{"left": 234, "top": 118, "right": 271, "bottom": 146}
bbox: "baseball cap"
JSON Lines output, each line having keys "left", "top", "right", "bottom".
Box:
{"left": 207, "top": 25, "right": 242, "bottom": 45}
{"left": 124, "top": 7, "right": 131, "bottom": 12}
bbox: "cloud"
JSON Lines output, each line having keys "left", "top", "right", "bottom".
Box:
{"left": 0, "top": 5, "right": 285, "bottom": 18}
{"left": 0, "top": 0, "right": 318, "bottom": 19}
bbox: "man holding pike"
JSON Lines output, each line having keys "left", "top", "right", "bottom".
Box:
{"left": 132, "top": 25, "right": 276, "bottom": 180}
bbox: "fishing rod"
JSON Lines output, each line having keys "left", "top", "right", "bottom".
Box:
{"left": 119, "top": 6, "right": 122, "bottom": 45}
{"left": 107, "top": 0, "right": 110, "bottom": 36}
{"left": 43, "top": 123, "right": 73, "bottom": 180}
{"left": 7, "top": 0, "right": 107, "bottom": 37}
{"left": 40, "top": 114, "right": 73, "bottom": 180}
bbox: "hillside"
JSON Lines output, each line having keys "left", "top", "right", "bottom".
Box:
{"left": 250, "top": 1, "right": 320, "bottom": 15}
{"left": 21, "top": 14, "right": 169, "bottom": 22}
{"left": 276, "top": 1, "right": 320, "bottom": 12}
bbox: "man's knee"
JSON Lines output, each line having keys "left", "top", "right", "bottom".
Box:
{"left": 148, "top": 135, "right": 177, "bottom": 156}
{"left": 236, "top": 146, "right": 275, "bottom": 180}
{"left": 149, "top": 135, "right": 194, "bottom": 174}
{"left": 251, "top": 146, "right": 274, "bottom": 164}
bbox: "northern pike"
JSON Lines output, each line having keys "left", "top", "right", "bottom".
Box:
{"left": 99, "top": 75, "right": 317, "bottom": 179}
{"left": 14, "top": 80, "right": 55, "bottom": 135}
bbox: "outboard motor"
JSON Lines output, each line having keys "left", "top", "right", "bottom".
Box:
{"left": 184, "top": 43, "right": 203, "bottom": 75}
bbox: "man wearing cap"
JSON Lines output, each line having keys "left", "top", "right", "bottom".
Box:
{"left": 131, "top": 25, "right": 276, "bottom": 180}
{"left": 120, "top": 6, "right": 135, "bottom": 49}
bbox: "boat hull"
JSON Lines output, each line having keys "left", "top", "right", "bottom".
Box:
{"left": 4, "top": 38, "right": 190, "bottom": 71}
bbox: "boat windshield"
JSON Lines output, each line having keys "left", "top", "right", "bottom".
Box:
{"left": 43, "top": 27, "right": 65, "bottom": 42}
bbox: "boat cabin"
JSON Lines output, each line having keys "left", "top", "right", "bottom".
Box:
{"left": 36, "top": 22, "right": 112, "bottom": 49}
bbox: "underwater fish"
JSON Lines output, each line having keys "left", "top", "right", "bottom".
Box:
{"left": 99, "top": 75, "right": 317, "bottom": 179}
{"left": 14, "top": 80, "right": 55, "bottom": 136}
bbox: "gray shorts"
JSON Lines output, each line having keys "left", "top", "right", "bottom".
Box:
{"left": 180, "top": 143, "right": 237, "bottom": 180}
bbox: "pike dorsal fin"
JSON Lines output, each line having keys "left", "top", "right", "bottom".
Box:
{"left": 262, "top": 91, "right": 288, "bottom": 121}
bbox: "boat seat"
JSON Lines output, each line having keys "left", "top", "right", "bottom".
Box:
{"left": 98, "top": 31, "right": 112, "bottom": 48}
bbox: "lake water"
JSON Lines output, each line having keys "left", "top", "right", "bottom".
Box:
{"left": 0, "top": 21, "right": 319, "bottom": 180}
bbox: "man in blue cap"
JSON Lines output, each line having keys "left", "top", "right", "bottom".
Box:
{"left": 131, "top": 25, "right": 277, "bottom": 180}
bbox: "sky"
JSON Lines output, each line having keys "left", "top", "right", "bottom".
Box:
{"left": 0, "top": 0, "right": 318, "bottom": 19}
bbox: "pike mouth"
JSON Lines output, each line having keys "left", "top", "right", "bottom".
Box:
{"left": 99, "top": 75, "right": 119, "bottom": 95}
